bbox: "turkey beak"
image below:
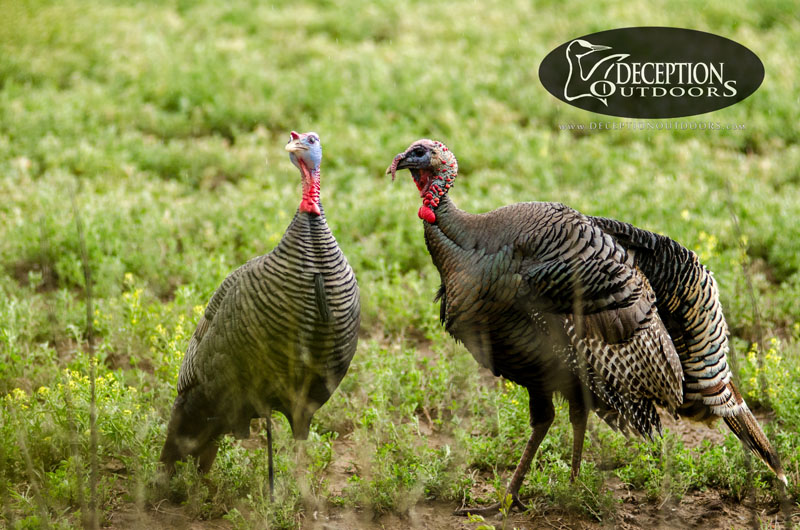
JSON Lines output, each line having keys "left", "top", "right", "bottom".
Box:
{"left": 590, "top": 44, "right": 611, "bottom": 51}
{"left": 285, "top": 131, "right": 307, "bottom": 153}
{"left": 386, "top": 153, "right": 408, "bottom": 182}
{"left": 285, "top": 140, "right": 306, "bottom": 153}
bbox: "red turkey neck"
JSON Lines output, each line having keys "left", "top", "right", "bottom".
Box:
{"left": 298, "top": 161, "right": 321, "bottom": 216}
{"left": 418, "top": 157, "right": 458, "bottom": 224}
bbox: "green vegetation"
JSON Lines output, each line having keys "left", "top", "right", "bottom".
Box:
{"left": 1, "top": 0, "right": 799, "bottom": 527}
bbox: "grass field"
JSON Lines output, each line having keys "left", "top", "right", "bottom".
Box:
{"left": 1, "top": 0, "right": 799, "bottom": 528}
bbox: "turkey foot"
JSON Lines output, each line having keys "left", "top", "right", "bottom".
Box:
{"left": 453, "top": 493, "right": 527, "bottom": 517}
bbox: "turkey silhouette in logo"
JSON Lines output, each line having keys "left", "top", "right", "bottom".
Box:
{"left": 564, "top": 39, "right": 629, "bottom": 106}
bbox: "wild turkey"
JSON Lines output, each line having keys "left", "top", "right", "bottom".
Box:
{"left": 160, "top": 132, "right": 360, "bottom": 496}
{"left": 387, "top": 139, "right": 785, "bottom": 514}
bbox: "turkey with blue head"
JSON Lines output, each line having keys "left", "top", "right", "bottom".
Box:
{"left": 160, "top": 131, "right": 360, "bottom": 497}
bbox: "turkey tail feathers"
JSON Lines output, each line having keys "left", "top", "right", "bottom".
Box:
{"left": 723, "top": 407, "right": 787, "bottom": 485}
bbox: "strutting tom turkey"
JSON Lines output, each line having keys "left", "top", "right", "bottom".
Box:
{"left": 387, "top": 139, "right": 785, "bottom": 515}
{"left": 160, "top": 132, "right": 360, "bottom": 495}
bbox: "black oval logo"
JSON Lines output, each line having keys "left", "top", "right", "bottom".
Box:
{"left": 538, "top": 27, "right": 764, "bottom": 118}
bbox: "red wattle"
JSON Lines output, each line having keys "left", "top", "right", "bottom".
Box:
{"left": 300, "top": 198, "right": 321, "bottom": 215}
{"left": 418, "top": 205, "right": 436, "bottom": 223}
{"left": 299, "top": 165, "right": 321, "bottom": 215}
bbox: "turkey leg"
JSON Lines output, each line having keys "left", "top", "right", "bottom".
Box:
{"left": 569, "top": 402, "right": 588, "bottom": 481}
{"left": 454, "top": 393, "right": 555, "bottom": 516}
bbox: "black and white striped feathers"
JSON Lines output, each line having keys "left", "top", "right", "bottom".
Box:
{"left": 175, "top": 210, "right": 359, "bottom": 439}
{"left": 160, "top": 133, "right": 360, "bottom": 476}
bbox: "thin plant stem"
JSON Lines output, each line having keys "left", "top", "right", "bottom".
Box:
{"left": 72, "top": 184, "right": 98, "bottom": 530}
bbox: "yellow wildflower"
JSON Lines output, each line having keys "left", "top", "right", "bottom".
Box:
{"left": 10, "top": 388, "right": 28, "bottom": 409}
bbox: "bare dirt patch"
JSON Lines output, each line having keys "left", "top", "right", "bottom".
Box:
{"left": 10, "top": 258, "right": 59, "bottom": 292}
{"left": 611, "top": 478, "right": 793, "bottom": 530}
{"left": 326, "top": 438, "right": 360, "bottom": 498}
{"left": 303, "top": 488, "right": 794, "bottom": 530}
{"left": 302, "top": 501, "right": 474, "bottom": 530}
{"left": 108, "top": 501, "right": 232, "bottom": 529}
